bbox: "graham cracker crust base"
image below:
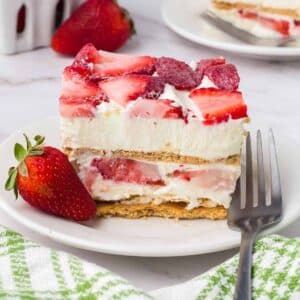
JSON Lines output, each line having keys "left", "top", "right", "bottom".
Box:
{"left": 96, "top": 202, "right": 227, "bottom": 220}
{"left": 64, "top": 148, "right": 240, "bottom": 165}
{"left": 213, "top": 1, "right": 300, "bottom": 19}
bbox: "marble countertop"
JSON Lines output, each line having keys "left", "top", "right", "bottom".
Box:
{"left": 0, "top": 0, "right": 299, "bottom": 292}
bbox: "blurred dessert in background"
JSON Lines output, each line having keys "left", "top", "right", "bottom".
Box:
{"left": 210, "top": 0, "right": 300, "bottom": 38}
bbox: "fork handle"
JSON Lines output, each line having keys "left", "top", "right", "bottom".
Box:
{"left": 234, "top": 230, "right": 257, "bottom": 300}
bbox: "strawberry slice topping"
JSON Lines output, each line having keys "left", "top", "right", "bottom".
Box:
{"left": 59, "top": 98, "right": 100, "bottom": 118}
{"left": 128, "top": 99, "right": 183, "bottom": 119}
{"left": 189, "top": 88, "right": 247, "bottom": 124}
{"left": 98, "top": 75, "right": 164, "bottom": 107}
{"left": 91, "top": 158, "right": 164, "bottom": 185}
{"left": 74, "top": 44, "right": 156, "bottom": 78}
{"left": 238, "top": 10, "right": 290, "bottom": 36}
{"left": 60, "top": 65, "right": 103, "bottom": 117}
{"left": 155, "top": 57, "right": 200, "bottom": 90}
{"left": 61, "top": 65, "right": 100, "bottom": 100}
{"left": 196, "top": 58, "right": 226, "bottom": 81}
{"left": 205, "top": 63, "right": 240, "bottom": 91}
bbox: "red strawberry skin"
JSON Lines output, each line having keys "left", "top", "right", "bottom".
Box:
{"left": 189, "top": 88, "right": 247, "bottom": 125}
{"left": 17, "top": 147, "right": 96, "bottom": 221}
{"left": 51, "top": 0, "right": 134, "bottom": 56}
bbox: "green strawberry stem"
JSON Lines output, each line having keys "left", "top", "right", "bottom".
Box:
{"left": 5, "top": 134, "right": 45, "bottom": 199}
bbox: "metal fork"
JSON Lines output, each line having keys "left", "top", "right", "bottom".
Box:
{"left": 202, "top": 10, "right": 296, "bottom": 47}
{"left": 228, "top": 129, "right": 283, "bottom": 300}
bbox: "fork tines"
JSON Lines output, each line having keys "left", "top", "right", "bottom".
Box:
{"left": 228, "top": 129, "right": 282, "bottom": 229}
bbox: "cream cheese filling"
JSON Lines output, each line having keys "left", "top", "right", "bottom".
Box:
{"left": 76, "top": 153, "right": 240, "bottom": 209}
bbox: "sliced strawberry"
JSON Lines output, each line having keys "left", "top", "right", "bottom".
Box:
{"left": 195, "top": 58, "right": 226, "bottom": 81}
{"left": 238, "top": 9, "right": 258, "bottom": 19}
{"left": 91, "top": 158, "right": 164, "bottom": 185}
{"left": 59, "top": 98, "right": 100, "bottom": 118}
{"left": 205, "top": 63, "right": 240, "bottom": 91}
{"left": 155, "top": 57, "right": 200, "bottom": 90}
{"left": 74, "top": 43, "right": 102, "bottom": 64}
{"left": 239, "top": 9, "right": 290, "bottom": 36}
{"left": 74, "top": 44, "right": 156, "bottom": 77}
{"left": 173, "top": 168, "right": 237, "bottom": 191}
{"left": 128, "top": 99, "right": 183, "bottom": 119}
{"left": 61, "top": 65, "right": 100, "bottom": 100}
{"left": 95, "top": 50, "right": 156, "bottom": 77}
{"left": 259, "top": 17, "right": 290, "bottom": 36}
{"left": 189, "top": 88, "right": 247, "bottom": 124}
{"left": 98, "top": 75, "right": 163, "bottom": 107}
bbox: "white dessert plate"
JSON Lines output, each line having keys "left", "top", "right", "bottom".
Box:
{"left": 0, "top": 116, "right": 299, "bottom": 257}
{"left": 162, "top": 0, "right": 300, "bottom": 60}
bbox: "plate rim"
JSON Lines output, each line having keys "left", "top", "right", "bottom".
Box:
{"left": 162, "top": 0, "right": 300, "bottom": 58}
{"left": 0, "top": 116, "right": 299, "bottom": 257}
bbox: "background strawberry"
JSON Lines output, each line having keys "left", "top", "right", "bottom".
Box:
{"left": 5, "top": 135, "right": 96, "bottom": 221}
{"left": 51, "top": 0, "right": 135, "bottom": 56}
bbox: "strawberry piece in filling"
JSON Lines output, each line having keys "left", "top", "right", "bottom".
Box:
{"left": 173, "top": 168, "right": 238, "bottom": 191}
{"left": 238, "top": 9, "right": 290, "bottom": 36}
{"left": 128, "top": 99, "right": 183, "bottom": 119}
{"left": 189, "top": 88, "right": 247, "bottom": 125}
{"left": 91, "top": 158, "right": 164, "bottom": 185}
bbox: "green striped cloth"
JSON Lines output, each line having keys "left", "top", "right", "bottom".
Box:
{"left": 0, "top": 226, "right": 299, "bottom": 300}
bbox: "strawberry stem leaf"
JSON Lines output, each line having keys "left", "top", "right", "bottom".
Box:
{"left": 8, "top": 166, "right": 16, "bottom": 176}
{"left": 13, "top": 185, "right": 18, "bottom": 199}
{"left": 28, "top": 149, "right": 44, "bottom": 156}
{"left": 23, "top": 134, "right": 32, "bottom": 150}
{"left": 34, "top": 135, "right": 45, "bottom": 146}
{"left": 18, "top": 161, "right": 28, "bottom": 177}
{"left": 14, "top": 143, "right": 27, "bottom": 162}
{"left": 5, "top": 168, "right": 17, "bottom": 192}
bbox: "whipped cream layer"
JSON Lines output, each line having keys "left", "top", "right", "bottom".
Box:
{"left": 61, "top": 115, "right": 245, "bottom": 161}
{"left": 61, "top": 79, "right": 246, "bottom": 161}
{"left": 75, "top": 152, "right": 240, "bottom": 209}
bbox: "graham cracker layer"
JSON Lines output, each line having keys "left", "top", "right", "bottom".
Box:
{"left": 64, "top": 148, "right": 240, "bottom": 166}
{"left": 213, "top": 1, "right": 300, "bottom": 19}
{"left": 96, "top": 201, "right": 227, "bottom": 220}
{"left": 213, "top": 1, "right": 256, "bottom": 10}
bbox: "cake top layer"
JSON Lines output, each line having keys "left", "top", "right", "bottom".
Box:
{"left": 60, "top": 44, "right": 247, "bottom": 125}
{"left": 214, "top": 0, "right": 300, "bottom": 10}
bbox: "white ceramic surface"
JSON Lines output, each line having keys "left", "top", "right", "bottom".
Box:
{"left": 162, "top": 0, "right": 300, "bottom": 60}
{"left": 0, "top": 0, "right": 81, "bottom": 55}
{"left": 0, "top": 117, "right": 299, "bottom": 257}
{"left": 0, "top": 0, "right": 299, "bottom": 291}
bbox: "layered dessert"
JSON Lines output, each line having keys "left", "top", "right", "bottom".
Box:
{"left": 60, "top": 43, "right": 248, "bottom": 219}
{"left": 210, "top": 1, "right": 300, "bottom": 38}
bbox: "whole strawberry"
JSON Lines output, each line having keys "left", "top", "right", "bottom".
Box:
{"left": 51, "top": 0, "right": 135, "bottom": 56}
{"left": 5, "top": 135, "right": 96, "bottom": 221}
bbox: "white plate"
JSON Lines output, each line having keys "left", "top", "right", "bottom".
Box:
{"left": 0, "top": 116, "right": 299, "bottom": 257}
{"left": 162, "top": 0, "right": 300, "bottom": 60}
